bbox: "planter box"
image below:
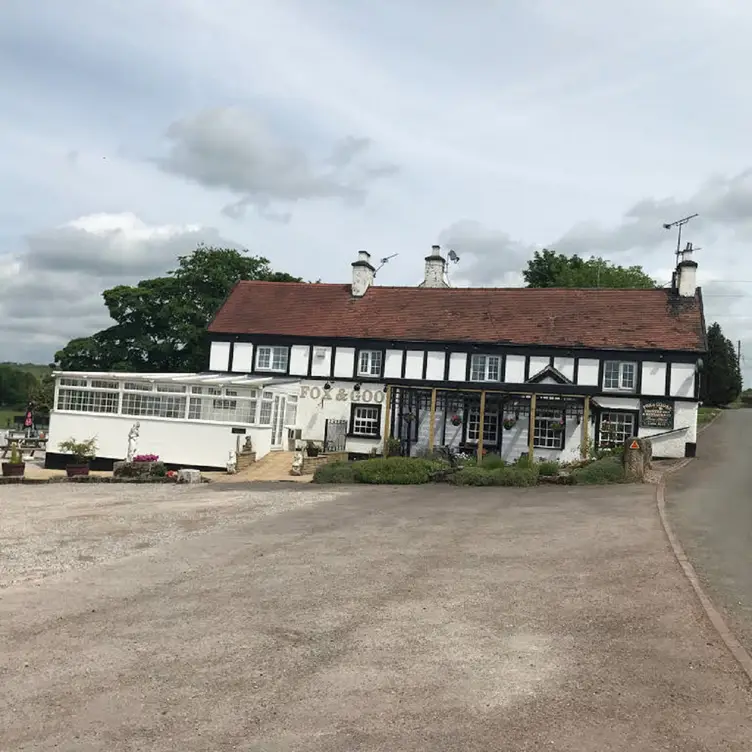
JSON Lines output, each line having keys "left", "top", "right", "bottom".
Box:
{"left": 66, "top": 464, "right": 90, "bottom": 478}
{"left": 1, "top": 462, "right": 25, "bottom": 478}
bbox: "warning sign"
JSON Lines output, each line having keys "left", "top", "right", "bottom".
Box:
{"left": 629, "top": 440, "right": 640, "bottom": 450}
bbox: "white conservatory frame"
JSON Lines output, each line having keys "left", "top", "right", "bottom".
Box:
{"left": 52, "top": 371, "right": 300, "bottom": 428}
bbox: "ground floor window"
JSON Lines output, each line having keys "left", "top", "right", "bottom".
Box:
{"left": 466, "top": 409, "right": 499, "bottom": 444}
{"left": 533, "top": 409, "right": 565, "bottom": 450}
{"left": 350, "top": 404, "right": 382, "bottom": 437}
{"left": 599, "top": 411, "right": 635, "bottom": 448}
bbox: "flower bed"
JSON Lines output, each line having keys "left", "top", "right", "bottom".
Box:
{"left": 312, "top": 450, "right": 629, "bottom": 486}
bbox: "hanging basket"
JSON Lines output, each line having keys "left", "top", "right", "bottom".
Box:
{"left": 550, "top": 422, "right": 565, "bottom": 432}
{"left": 450, "top": 414, "right": 462, "bottom": 426}
{"left": 502, "top": 418, "right": 517, "bottom": 430}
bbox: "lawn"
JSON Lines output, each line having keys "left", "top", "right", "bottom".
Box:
{"left": 698, "top": 406, "right": 722, "bottom": 426}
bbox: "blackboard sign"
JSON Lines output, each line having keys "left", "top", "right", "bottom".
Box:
{"left": 231, "top": 427, "right": 247, "bottom": 435}
{"left": 640, "top": 399, "right": 674, "bottom": 429}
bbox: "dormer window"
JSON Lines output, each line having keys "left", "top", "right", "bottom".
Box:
{"left": 357, "top": 350, "right": 383, "bottom": 377}
{"left": 603, "top": 361, "right": 636, "bottom": 391}
{"left": 470, "top": 354, "right": 501, "bottom": 382}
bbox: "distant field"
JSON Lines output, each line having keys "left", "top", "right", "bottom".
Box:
{"left": 0, "top": 408, "right": 21, "bottom": 428}
{"left": 0, "top": 362, "right": 51, "bottom": 378}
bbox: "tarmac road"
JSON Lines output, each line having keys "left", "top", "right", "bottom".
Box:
{"left": 666, "top": 409, "right": 752, "bottom": 655}
{"left": 1, "top": 481, "right": 751, "bottom": 751}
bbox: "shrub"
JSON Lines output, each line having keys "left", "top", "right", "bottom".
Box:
{"left": 352, "top": 457, "right": 434, "bottom": 485}
{"left": 58, "top": 437, "right": 97, "bottom": 463}
{"left": 537, "top": 460, "right": 560, "bottom": 477}
{"left": 494, "top": 466, "right": 539, "bottom": 486}
{"left": 312, "top": 461, "right": 356, "bottom": 484}
{"left": 571, "top": 455, "right": 625, "bottom": 485}
{"left": 449, "top": 467, "right": 497, "bottom": 486}
{"left": 450, "top": 465, "right": 539, "bottom": 487}
{"left": 461, "top": 452, "right": 505, "bottom": 469}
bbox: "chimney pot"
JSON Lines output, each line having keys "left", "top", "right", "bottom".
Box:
{"left": 676, "top": 244, "right": 698, "bottom": 298}
{"left": 421, "top": 245, "right": 449, "bottom": 288}
{"left": 351, "top": 249, "right": 375, "bottom": 297}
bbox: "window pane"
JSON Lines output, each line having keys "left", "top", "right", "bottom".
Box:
{"left": 599, "top": 412, "right": 635, "bottom": 448}
{"left": 352, "top": 405, "right": 380, "bottom": 436}
{"left": 470, "top": 355, "right": 485, "bottom": 381}
{"left": 369, "top": 351, "right": 382, "bottom": 375}
{"left": 487, "top": 356, "right": 500, "bottom": 381}
{"left": 359, "top": 351, "right": 369, "bottom": 374}
{"left": 257, "top": 348, "right": 271, "bottom": 369}
{"left": 533, "top": 409, "right": 565, "bottom": 449}
{"left": 603, "top": 361, "right": 620, "bottom": 389}
{"left": 271, "top": 347, "right": 288, "bottom": 371}
{"left": 56, "top": 388, "right": 119, "bottom": 414}
{"left": 620, "top": 363, "right": 635, "bottom": 389}
{"left": 466, "top": 409, "right": 498, "bottom": 443}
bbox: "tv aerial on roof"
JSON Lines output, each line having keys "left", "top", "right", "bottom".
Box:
{"left": 663, "top": 213, "right": 698, "bottom": 263}
{"left": 374, "top": 253, "right": 398, "bottom": 275}
{"left": 447, "top": 249, "right": 460, "bottom": 264}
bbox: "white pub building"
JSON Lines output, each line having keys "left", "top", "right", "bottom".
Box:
{"left": 46, "top": 245, "right": 706, "bottom": 471}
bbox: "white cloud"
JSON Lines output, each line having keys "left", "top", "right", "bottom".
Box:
{"left": 155, "top": 107, "right": 397, "bottom": 219}
{"left": 0, "top": 214, "right": 236, "bottom": 363}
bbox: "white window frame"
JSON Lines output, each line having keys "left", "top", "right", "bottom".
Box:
{"left": 533, "top": 409, "right": 565, "bottom": 450}
{"left": 466, "top": 408, "right": 499, "bottom": 445}
{"left": 357, "top": 350, "right": 383, "bottom": 377}
{"left": 603, "top": 360, "right": 636, "bottom": 391}
{"left": 350, "top": 405, "right": 381, "bottom": 437}
{"left": 256, "top": 346, "right": 289, "bottom": 373}
{"left": 599, "top": 411, "right": 636, "bottom": 448}
{"left": 470, "top": 354, "right": 502, "bottom": 382}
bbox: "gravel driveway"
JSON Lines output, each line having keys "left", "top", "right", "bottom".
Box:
{"left": 1, "top": 482, "right": 750, "bottom": 750}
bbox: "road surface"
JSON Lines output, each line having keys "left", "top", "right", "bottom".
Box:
{"left": 666, "top": 408, "right": 752, "bottom": 655}
{"left": 1, "top": 481, "right": 750, "bottom": 751}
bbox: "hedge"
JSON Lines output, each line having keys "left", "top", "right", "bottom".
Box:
{"left": 312, "top": 461, "right": 357, "bottom": 484}
{"left": 352, "top": 457, "right": 436, "bottom": 484}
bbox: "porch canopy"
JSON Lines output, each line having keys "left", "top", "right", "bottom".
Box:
{"left": 384, "top": 385, "right": 594, "bottom": 462}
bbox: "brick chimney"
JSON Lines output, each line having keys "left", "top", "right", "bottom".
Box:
{"left": 421, "top": 245, "right": 449, "bottom": 288}
{"left": 675, "top": 242, "right": 698, "bottom": 297}
{"left": 351, "top": 250, "right": 375, "bottom": 297}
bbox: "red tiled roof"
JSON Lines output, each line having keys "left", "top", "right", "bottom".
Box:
{"left": 208, "top": 282, "right": 706, "bottom": 352}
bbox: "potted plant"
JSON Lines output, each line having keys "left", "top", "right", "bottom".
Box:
{"left": 1, "top": 443, "right": 25, "bottom": 478}
{"left": 503, "top": 417, "right": 517, "bottom": 430}
{"left": 450, "top": 413, "right": 462, "bottom": 426}
{"left": 305, "top": 440, "right": 320, "bottom": 457}
{"left": 58, "top": 437, "right": 97, "bottom": 477}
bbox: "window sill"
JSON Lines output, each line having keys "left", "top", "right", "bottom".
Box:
{"left": 346, "top": 432, "right": 381, "bottom": 440}
{"left": 602, "top": 388, "right": 636, "bottom": 393}
{"left": 256, "top": 368, "right": 288, "bottom": 374}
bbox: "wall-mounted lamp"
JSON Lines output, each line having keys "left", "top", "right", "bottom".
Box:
{"left": 324, "top": 382, "right": 332, "bottom": 391}
{"left": 382, "top": 385, "right": 388, "bottom": 392}
{"left": 695, "top": 358, "right": 704, "bottom": 372}
{"left": 354, "top": 383, "right": 362, "bottom": 392}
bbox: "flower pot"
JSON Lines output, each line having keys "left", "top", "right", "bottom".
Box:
{"left": 306, "top": 447, "right": 320, "bottom": 457}
{"left": 2, "top": 462, "right": 25, "bottom": 478}
{"left": 66, "top": 464, "right": 90, "bottom": 478}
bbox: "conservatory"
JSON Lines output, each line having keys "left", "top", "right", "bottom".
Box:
{"left": 45, "top": 371, "right": 300, "bottom": 471}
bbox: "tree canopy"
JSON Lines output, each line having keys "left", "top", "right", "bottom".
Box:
{"left": 523, "top": 249, "right": 657, "bottom": 289}
{"left": 700, "top": 322, "right": 742, "bottom": 407}
{"left": 54, "top": 245, "right": 301, "bottom": 373}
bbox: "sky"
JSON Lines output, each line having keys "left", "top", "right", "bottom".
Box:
{"left": 1, "top": 0, "right": 750, "bottom": 382}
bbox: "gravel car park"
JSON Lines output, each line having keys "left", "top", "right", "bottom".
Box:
{"left": 1, "top": 482, "right": 750, "bottom": 750}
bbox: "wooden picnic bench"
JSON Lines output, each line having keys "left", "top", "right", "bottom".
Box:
{"left": 1, "top": 437, "right": 48, "bottom": 458}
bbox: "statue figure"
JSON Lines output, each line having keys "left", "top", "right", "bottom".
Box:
{"left": 126, "top": 422, "right": 140, "bottom": 462}
{"left": 290, "top": 451, "right": 304, "bottom": 476}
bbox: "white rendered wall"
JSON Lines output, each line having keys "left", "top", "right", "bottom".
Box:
{"left": 47, "top": 412, "right": 273, "bottom": 469}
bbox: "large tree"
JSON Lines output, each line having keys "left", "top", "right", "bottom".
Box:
{"left": 55, "top": 245, "right": 300, "bottom": 372}
{"left": 523, "top": 248, "right": 656, "bottom": 289}
{"left": 701, "top": 322, "right": 742, "bottom": 407}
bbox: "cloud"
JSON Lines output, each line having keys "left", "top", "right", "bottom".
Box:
{"left": 154, "top": 107, "right": 398, "bottom": 219}
{"left": 553, "top": 170, "right": 752, "bottom": 256}
{"left": 438, "top": 220, "right": 536, "bottom": 287}
{"left": 0, "top": 213, "right": 236, "bottom": 363}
